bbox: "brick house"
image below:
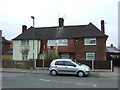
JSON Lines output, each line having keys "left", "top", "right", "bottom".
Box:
{"left": 2, "top": 37, "right": 11, "bottom": 55}
{"left": 106, "top": 44, "right": 120, "bottom": 67}
{"left": 0, "top": 30, "right": 2, "bottom": 56}
{"left": 13, "top": 18, "right": 108, "bottom": 61}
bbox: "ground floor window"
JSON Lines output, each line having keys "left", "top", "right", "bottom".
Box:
{"left": 86, "top": 53, "right": 95, "bottom": 61}
{"left": 61, "top": 53, "right": 69, "bottom": 59}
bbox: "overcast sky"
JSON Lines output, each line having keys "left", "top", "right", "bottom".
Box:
{"left": 0, "top": 0, "right": 119, "bottom": 47}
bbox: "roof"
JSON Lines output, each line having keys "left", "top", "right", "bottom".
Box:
{"left": 2, "top": 37, "right": 10, "bottom": 44}
{"left": 13, "top": 23, "right": 108, "bottom": 40}
{"left": 107, "top": 46, "right": 120, "bottom": 53}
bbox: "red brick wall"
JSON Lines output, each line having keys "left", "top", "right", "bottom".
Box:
{"left": 40, "top": 38, "right": 107, "bottom": 61}
{"left": 40, "top": 40, "right": 47, "bottom": 53}
{"left": 58, "top": 39, "right": 75, "bottom": 53}
{"left": 40, "top": 39, "right": 75, "bottom": 53}
{"left": 75, "top": 38, "right": 106, "bottom": 61}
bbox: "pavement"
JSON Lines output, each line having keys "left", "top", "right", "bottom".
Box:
{"left": 1, "top": 68, "right": 119, "bottom": 79}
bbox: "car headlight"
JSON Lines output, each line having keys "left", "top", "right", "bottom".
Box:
{"left": 85, "top": 68, "right": 90, "bottom": 71}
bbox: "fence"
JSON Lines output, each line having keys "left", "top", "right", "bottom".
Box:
{"left": 36, "top": 59, "right": 112, "bottom": 70}
{"left": 2, "top": 55, "right": 13, "bottom": 60}
{"left": 2, "top": 60, "right": 33, "bottom": 69}
{"left": 2, "top": 59, "right": 113, "bottom": 70}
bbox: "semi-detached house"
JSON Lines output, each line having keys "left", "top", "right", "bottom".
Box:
{"left": 13, "top": 18, "right": 108, "bottom": 62}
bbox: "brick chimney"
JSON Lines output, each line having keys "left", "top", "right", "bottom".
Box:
{"left": 101, "top": 20, "right": 105, "bottom": 34}
{"left": 22, "top": 25, "right": 27, "bottom": 33}
{"left": 111, "top": 44, "right": 113, "bottom": 47}
{"left": 59, "top": 18, "right": 64, "bottom": 27}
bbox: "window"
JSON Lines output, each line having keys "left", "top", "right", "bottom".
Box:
{"left": 48, "top": 40, "right": 56, "bottom": 46}
{"left": 84, "top": 38, "right": 96, "bottom": 45}
{"left": 21, "top": 40, "right": 29, "bottom": 46}
{"left": 64, "top": 61, "right": 75, "bottom": 66}
{"left": 58, "top": 39, "right": 68, "bottom": 46}
{"left": 61, "top": 53, "right": 69, "bottom": 59}
{"left": 48, "top": 39, "right": 68, "bottom": 46}
{"left": 55, "top": 61, "right": 64, "bottom": 65}
{"left": 86, "top": 53, "right": 95, "bottom": 61}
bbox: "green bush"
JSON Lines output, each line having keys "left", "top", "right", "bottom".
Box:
{"left": 2, "top": 60, "right": 33, "bottom": 69}
{"left": 44, "top": 50, "right": 59, "bottom": 60}
{"left": 2, "top": 55, "right": 13, "bottom": 60}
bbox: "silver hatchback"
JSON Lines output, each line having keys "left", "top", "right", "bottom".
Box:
{"left": 49, "top": 59, "right": 90, "bottom": 77}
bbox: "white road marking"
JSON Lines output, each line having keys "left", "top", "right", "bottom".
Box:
{"left": 39, "top": 79, "right": 51, "bottom": 82}
{"left": 39, "top": 78, "right": 97, "bottom": 87}
{"left": 76, "top": 82, "right": 97, "bottom": 87}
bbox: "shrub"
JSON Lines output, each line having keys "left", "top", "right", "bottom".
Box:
{"left": 44, "top": 50, "right": 59, "bottom": 60}
{"left": 2, "top": 55, "right": 13, "bottom": 60}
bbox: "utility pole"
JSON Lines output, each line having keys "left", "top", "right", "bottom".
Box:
{"left": 31, "top": 16, "right": 35, "bottom": 69}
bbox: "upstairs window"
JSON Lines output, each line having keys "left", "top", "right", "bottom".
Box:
{"left": 58, "top": 39, "right": 68, "bottom": 46}
{"left": 48, "top": 39, "right": 68, "bottom": 46}
{"left": 84, "top": 38, "right": 96, "bottom": 45}
{"left": 21, "top": 40, "right": 29, "bottom": 46}
{"left": 48, "top": 40, "right": 56, "bottom": 46}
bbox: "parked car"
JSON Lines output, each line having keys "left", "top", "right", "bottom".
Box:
{"left": 49, "top": 59, "right": 90, "bottom": 77}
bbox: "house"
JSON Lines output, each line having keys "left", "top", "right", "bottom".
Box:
{"left": 106, "top": 44, "right": 120, "bottom": 67}
{"left": 13, "top": 18, "right": 108, "bottom": 61}
{"left": 8, "top": 40, "right": 13, "bottom": 55}
{"left": 2, "top": 37, "right": 11, "bottom": 55}
{"left": 0, "top": 30, "right": 2, "bottom": 56}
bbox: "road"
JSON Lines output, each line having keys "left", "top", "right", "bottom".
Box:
{"left": 2, "top": 72, "right": 118, "bottom": 88}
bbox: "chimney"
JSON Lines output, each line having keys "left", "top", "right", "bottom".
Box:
{"left": 22, "top": 25, "right": 27, "bottom": 33}
{"left": 101, "top": 20, "right": 105, "bottom": 34}
{"left": 111, "top": 44, "right": 113, "bottom": 47}
{"left": 59, "top": 18, "right": 64, "bottom": 27}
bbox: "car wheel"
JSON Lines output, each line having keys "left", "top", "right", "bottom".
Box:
{"left": 50, "top": 70, "right": 57, "bottom": 76}
{"left": 77, "top": 71, "right": 85, "bottom": 77}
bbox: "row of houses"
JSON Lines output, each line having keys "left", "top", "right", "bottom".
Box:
{"left": 1, "top": 18, "right": 120, "bottom": 60}
{"left": 1, "top": 18, "right": 120, "bottom": 68}
{"left": 13, "top": 18, "right": 108, "bottom": 61}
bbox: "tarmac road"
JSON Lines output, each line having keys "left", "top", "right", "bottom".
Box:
{"left": 1, "top": 68, "right": 119, "bottom": 88}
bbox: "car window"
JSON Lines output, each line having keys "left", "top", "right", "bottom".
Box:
{"left": 55, "top": 61, "right": 64, "bottom": 65}
{"left": 64, "top": 61, "right": 75, "bottom": 66}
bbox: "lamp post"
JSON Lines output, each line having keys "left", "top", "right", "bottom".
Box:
{"left": 31, "top": 16, "right": 35, "bottom": 69}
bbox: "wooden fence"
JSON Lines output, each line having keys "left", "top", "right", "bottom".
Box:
{"left": 2, "top": 60, "right": 33, "bottom": 69}
{"left": 2, "top": 59, "right": 112, "bottom": 70}
{"left": 36, "top": 59, "right": 112, "bottom": 70}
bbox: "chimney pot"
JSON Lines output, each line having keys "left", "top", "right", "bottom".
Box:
{"left": 22, "top": 25, "right": 27, "bottom": 33}
{"left": 111, "top": 44, "right": 113, "bottom": 47}
{"left": 59, "top": 18, "right": 64, "bottom": 27}
{"left": 101, "top": 20, "right": 105, "bottom": 34}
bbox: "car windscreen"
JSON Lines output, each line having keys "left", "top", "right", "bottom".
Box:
{"left": 73, "top": 60, "right": 82, "bottom": 65}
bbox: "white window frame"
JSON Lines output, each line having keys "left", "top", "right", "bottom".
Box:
{"left": 86, "top": 53, "right": 95, "bottom": 61}
{"left": 48, "top": 40, "right": 57, "bottom": 46}
{"left": 21, "top": 40, "right": 29, "bottom": 46}
{"left": 48, "top": 39, "right": 68, "bottom": 46}
{"left": 84, "top": 38, "right": 96, "bottom": 45}
{"left": 58, "top": 39, "right": 68, "bottom": 46}
{"left": 61, "top": 53, "right": 69, "bottom": 59}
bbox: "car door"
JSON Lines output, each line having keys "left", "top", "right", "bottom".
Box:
{"left": 55, "top": 61, "right": 66, "bottom": 74}
{"left": 64, "top": 61, "right": 77, "bottom": 74}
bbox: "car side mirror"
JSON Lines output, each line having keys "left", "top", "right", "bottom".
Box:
{"left": 73, "top": 65, "right": 76, "bottom": 67}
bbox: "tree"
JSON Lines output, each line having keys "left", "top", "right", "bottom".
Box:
{"left": 20, "top": 46, "right": 29, "bottom": 60}
{"left": 44, "top": 44, "right": 59, "bottom": 60}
